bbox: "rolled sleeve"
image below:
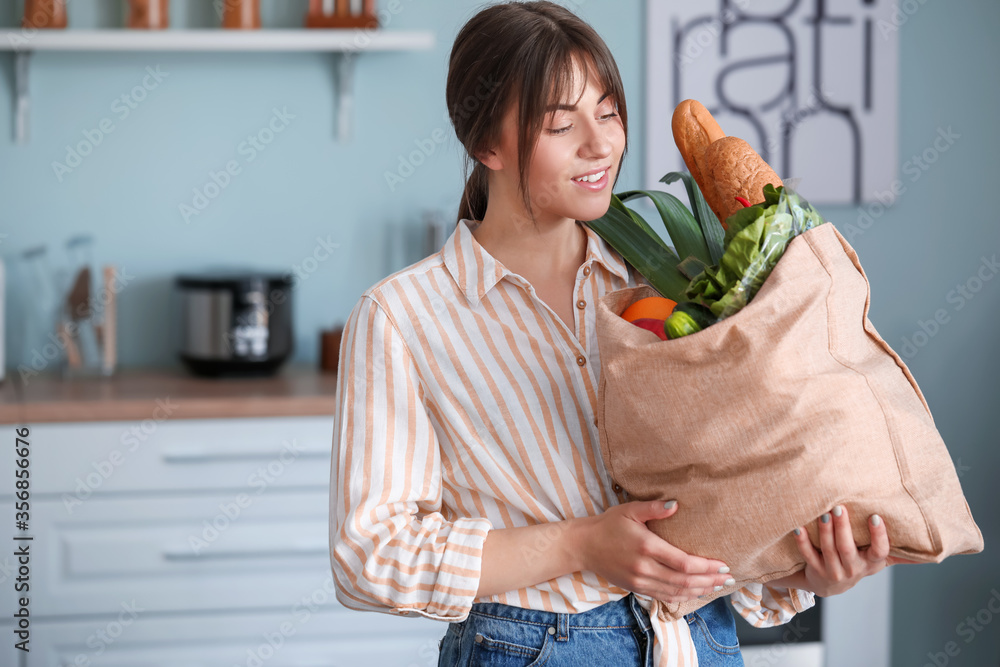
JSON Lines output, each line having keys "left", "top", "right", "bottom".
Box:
{"left": 330, "top": 294, "right": 493, "bottom": 622}
{"left": 729, "top": 583, "right": 816, "bottom": 628}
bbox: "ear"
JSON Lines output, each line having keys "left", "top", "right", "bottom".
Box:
{"left": 476, "top": 146, "right": 504, "bottom": 172}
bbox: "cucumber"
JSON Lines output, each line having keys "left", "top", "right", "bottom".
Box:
{"left": 665, "top": 312, "right": 700, "bottom": 339}
{"left": 664, "top": 301, "right": 718, "bottom": 340}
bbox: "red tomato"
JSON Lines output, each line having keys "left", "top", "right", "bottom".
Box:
{"left": 630, "top": 317, "right": 668, "bottom": 341}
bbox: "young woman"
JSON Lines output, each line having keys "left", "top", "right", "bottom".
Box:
{"left": 331, "top": 3, "right": 906, "bottom": 665}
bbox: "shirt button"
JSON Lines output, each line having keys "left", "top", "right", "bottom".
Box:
{"left": 576, "top": 356, "right": 586, "bottom": 366}
{"left": 583, "top": 266, "right": 592, "bottom": 276}
{"left": 613, "top": 483, "right": 622, "bottom": 493}
{"left": 576, "top": 300, "right": 587, "bottom": 309}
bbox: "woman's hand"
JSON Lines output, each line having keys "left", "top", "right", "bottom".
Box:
{"left": 576, "top": 500, "right": 736, "bottom": 604}
{"left": 788, "top": 504, "right": 920, "bottom": 597}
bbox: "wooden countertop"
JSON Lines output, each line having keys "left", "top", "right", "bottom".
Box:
{"left": 0, "top": 365, "right": 338, "bottom": 424}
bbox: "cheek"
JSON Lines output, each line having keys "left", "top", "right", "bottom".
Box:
{"left": 610, "top": 123, "right": 627, "bottom": 153}
{"left": 528, "top": 146, "right": 573, "bottom": 189}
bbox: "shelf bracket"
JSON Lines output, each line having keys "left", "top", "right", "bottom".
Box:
{"left": 14, "top": 50, "right": 31, "bottom": 144}
{"left": 333, "top": 52, "right": 355, "bottom": 142}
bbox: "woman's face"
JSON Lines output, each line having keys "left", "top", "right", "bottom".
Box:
{"left": 491, "top": 58, "right": 626, "bottom": 225}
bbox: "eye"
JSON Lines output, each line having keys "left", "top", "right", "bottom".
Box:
{"left": 598, "top": 97, "right": 619, "bottom": 121}
{"left": 547, "top": 125, "right": 572, "bottom": 135}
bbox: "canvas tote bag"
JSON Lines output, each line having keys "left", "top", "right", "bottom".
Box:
{"left": 595, "top": 221, "right": 984, "bottom": 622}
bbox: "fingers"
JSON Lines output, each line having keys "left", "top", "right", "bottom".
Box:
{"left": 832, "top": 505, "right": 861, "bottom": 577}
{"left": 859, "top": 514, "right": 920, "bottom": 565}
{"left": 632, "top": 500, "right": 729, "bottom": 576}
{"left": 864, "top": 514, "right": 890, "bottom": 563}
{"left": 638, "top": 556, "right": 734, "bottom": 601}
{"left": 817, "top": 509, "right": 843, "bottom": 579}
{"left": 792, "top": 524, "right": 824, "bottom": 573}
{"left": 629, "top": 499, "right": 680, "bottom": 524}
{"left": 647, "top": 537, "right": 731, "bottom": 579}
{"left": 632, "top": 500, "right": 734, "bottom": 601}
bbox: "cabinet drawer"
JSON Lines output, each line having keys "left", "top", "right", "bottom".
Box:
{"left": 31, "top": 490, "right": 339, "bottom": 616}
{"left": 2, "top": 417, "right": 332, "bottom": 497}
{"left": 26, "top": 607, "right": 448, "bottom": 667}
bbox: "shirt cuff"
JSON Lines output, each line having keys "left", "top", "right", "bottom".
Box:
{"left": 788, "top": 587, "right": 817, "bottom": 614}
{"left": 391, "top": 517, "right": 493, "bottom": 622}
{"left": 731, "top": 581, "right": 815, "bottom": 628}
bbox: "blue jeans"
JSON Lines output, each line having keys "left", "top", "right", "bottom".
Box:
{"left": 437, "top": 593, "right": 744, "bottom": 666}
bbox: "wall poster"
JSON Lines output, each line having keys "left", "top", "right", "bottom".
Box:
{"left": 646, "top": 0, "right": 901, "bottom": 206}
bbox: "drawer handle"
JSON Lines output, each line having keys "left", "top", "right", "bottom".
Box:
{"left": 162, "top": 541, "right": 328, "bottom": 560}
{"left": 161, "top": 446, "right": 328, "bottom": 463}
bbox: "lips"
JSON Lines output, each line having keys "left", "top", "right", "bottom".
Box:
{"left": 574, "top": 168, "right": 607, "bottom": 183}
{"left": 572, "top": 165, "right": 612, "bottom": 191}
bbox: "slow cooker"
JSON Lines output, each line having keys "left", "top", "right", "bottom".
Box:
{"left": 175, "top": 270, "right": 293, "bottom": 377}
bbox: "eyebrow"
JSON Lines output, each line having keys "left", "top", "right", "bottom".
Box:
{"left": 547, "top": 92, "right": 611, "bottom": 112}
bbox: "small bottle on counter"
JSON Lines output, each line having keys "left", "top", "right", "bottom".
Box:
{"left": 126, "top": 0, "right": 169, "bottom": 30}
{"left": 22, "top": 0, "right": 68, "bottom": 29}
{"left": 221, "top": 0, "right": 261, "bottom": 29}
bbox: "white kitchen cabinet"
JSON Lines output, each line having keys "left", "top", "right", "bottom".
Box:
{"left": 25, "top": 608, "right": 446, "bottom": 667}
{"left": 0, "top": 416, "right": 450, "bottom": 666}
{"left": 2, "top": 417, "right": 333, "bottom": 497}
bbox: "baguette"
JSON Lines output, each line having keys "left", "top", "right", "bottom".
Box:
{"left": 671, "top": 100, "right": 727, "bottom": 223}
{"left": 703, "top": 136, "right": 783, "bottom": 224}
{"left": 671, "top": 99, "right": 782, "bottom": 227}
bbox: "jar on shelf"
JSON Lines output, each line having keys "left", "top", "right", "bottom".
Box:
{"left": 22, "top": 0, "right": 67, "bottom": 29}
{"left": 126, "top": 0, "right": 169, "bottom": 30}
{"left": 221, "top": 0, "right": 261, "bottom": 29}
{"left": 305, "top": 0, "right": 379, "bottom": 28}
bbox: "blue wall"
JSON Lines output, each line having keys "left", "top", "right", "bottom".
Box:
{"left": 1, "top": 1, "right": 998, "bottom": 664}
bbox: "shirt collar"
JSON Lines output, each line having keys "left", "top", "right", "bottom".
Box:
{"left": 443, "top": 218, "right": 632, "bottom": 307}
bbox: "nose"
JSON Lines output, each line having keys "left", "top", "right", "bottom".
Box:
{"left": 579, "top": 116, "right": 614, "bottom": 159}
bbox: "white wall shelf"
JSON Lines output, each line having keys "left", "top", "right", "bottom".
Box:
{"left": 1, "top": 29, "right": 436, "bottom": 142}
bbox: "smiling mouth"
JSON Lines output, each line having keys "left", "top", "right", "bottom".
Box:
{"left": 573, "top": 169, "right": 608, "bottom": 183}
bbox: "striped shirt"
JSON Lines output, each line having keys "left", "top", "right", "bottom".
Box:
{"left": 330, "top": 218, "right": 816, "bottom": 666}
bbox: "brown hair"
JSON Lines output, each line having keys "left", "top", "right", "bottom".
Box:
{"left": 446, "top": 1, "right": 629, "bottom": 224}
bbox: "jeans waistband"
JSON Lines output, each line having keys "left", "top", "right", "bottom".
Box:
{"left": 468, "top": 593, "right": 653, "bottom": 634}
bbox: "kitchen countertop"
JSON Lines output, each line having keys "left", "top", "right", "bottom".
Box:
{"left": 0, "top": 365, "right": 338, "bottom": 424}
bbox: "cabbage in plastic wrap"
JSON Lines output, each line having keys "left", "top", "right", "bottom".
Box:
{"left": 683, "top": 184, "right": 827, "bottom": 321}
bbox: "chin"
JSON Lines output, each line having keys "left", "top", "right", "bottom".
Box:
{"left": 570, "top": 199, "right": 614, "bottom": 223}
{"left": 537, "top": 191, "right": 614, "bottom": 224}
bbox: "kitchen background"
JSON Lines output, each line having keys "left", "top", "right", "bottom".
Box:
{"left": 0, "top": 0, "right": 997, "bottom": 665}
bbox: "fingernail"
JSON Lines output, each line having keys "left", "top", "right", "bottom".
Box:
{"left": 833, "top": 505, "right": 843, "bottom": 517}
{"left": 821, "top": 513, "right": 831, "bottom": 524}
{"left": 724, "top": 578, "right": 735, "bottom": 586}
{"left": 713, "top": 585, "right": 723, "bottom": 592}
{"left": 664, "top": 500, "right": 677, "bottom": 510}
{"left": 793, "top": 527, "right": 801, "bottom": 536}
{"left": 871, "top": 514, "right": 882, "bottom": 526}
{"left": 717, "top": 566, "right": 730, "bottom": 574}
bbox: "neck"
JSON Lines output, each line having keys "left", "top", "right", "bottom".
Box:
{"left": 473, "top": 202, "right": 587, "bottom": 279}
